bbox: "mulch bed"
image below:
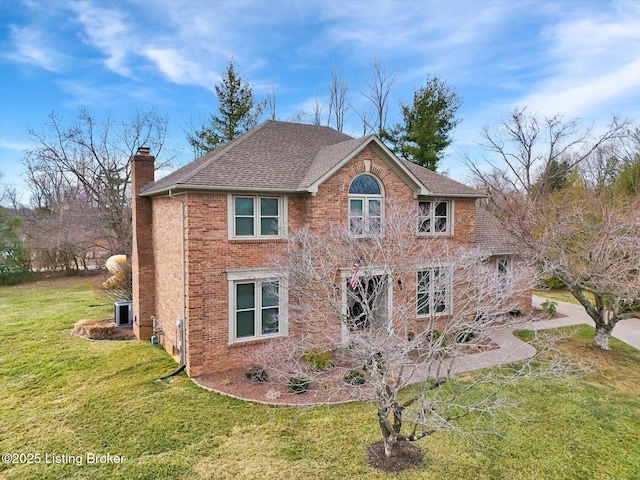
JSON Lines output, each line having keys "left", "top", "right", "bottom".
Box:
{"left": 194, "top": 367, "right": 373, "bottom": 407}
{"left": 72, "top": 318, "right": 136, "bottom": 340}
{"left": 194, "top": 335, "right": 503, "bottom": 407}
{"left": 367, "top": 440, "right": 425, "bottom": 473}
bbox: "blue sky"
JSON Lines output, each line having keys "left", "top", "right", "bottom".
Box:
{"left": 1, "top": 0, "right": 639, "bottom": 202}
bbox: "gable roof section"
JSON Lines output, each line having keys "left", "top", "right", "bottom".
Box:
{"left": 302, "top": 134, "right": 429, "bottom": 195}
{"left": 402, "top": 160, "right": 483, "bottom": 197}
{"left": 142, "top": 121, "right": 352, "bottom": 195}
{"left": 475, "top": 207, "right": 524, "bottom": 255}
{"left": 141, "top": 120, "right": 484, "bottom": 198}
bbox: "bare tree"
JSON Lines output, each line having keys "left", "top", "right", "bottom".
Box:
{"left": 362, "top": 58, "right": 396, "bottom": 135}
{"left": 249, "top": 208, "right": 567, "bottom": 466}
{"left": 352, "top": 104, "right": 375, "bottom": 136}
{"left": 465, "top": 107, "right": 627, "bottom": 208}
{"left": 520, "top": 189, "right": 640, "bottom": 350}
{"left": 288, "top": 97, "right": 324, "bottom": 126}
{"left": 327, "top": 64, "right": 350, "bottom": 132}
{"left": 265, "top": 85, "right": 278, "bottom": 121}
{"left": 23, "top": 106, "right": 175, "bottom": 257}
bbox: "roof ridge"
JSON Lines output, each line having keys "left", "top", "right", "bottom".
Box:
{"left": 179, "top": 121, "right": 272, "bottom": 185}
{"left": 298, "top": 135, "right": 369, "bottom": 189}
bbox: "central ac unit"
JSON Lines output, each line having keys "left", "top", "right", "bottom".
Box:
{"left": 114, "top": 301, "right": 133, "bottom": 326}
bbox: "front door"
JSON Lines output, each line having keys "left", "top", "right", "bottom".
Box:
{"left": 346, "top": 274, "right": 389, "bottom": 332}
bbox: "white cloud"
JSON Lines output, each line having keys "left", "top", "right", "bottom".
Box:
{"left": 517, "top": 59, "right": 640, "bottom": 119}
{"left": 0, "top": 139, "right": 31, "bottom": 152}
{"left": 512, "top": 3, "right": 640, "bottom": 119}
{"left": 69, "top": 0, "right": 134, "bottom": 76}
{"left": 4, "top": 25, "right": 66, "bottom": 71}
{"left": 143, "top": 48, "right": 218, "bottom": 87}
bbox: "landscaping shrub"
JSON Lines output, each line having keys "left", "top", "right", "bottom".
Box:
{"left": 541, "top": 299, "right": 557, "bottom": 317}
{"left": 343, "top": 370, "right": 366, "bottom": 386}
{"left": 301, "top": 349, "right": 335, "bottom": 371}
{"left": 245, "top": 366, "right": 269, "bottom": 383}
{"left": 288, "top": 377, "right": 310, "bottom": 394}
{"left": 425, "top": 330, "right": 441, "bottom": 342}
{"left": 455, "top": 328, "right": 476, "bottom": 344}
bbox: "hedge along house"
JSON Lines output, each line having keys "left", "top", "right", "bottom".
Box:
{"left": 131, "top": 120, "right": 527, "bottom": 377}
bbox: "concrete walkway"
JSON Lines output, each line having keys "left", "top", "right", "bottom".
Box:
{"left": 193, "top": 296, "right": 639, "bottom": 405}
{"left": 429, "top": 296, "right": 640, "bottom": 379}
{"left": 532, "top": 296, "right": 640, "bottom": 350}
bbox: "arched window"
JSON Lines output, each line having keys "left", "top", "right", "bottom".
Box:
{"left": 348, "top": 174, "right": 383, "bottom": 235}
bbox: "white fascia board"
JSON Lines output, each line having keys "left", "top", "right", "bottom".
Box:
{"left": 304, "top": 136, "right": 430, "bottom": 196}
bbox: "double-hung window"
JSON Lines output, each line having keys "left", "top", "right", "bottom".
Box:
{"left": 349, "top": 174, "right": 383, "bottom": 236}
{"left": 417, "top": 267, "right": 451, "bottom": 316}
{"left": 418, "top": 200, "right": 451, "bottom": 235}
{"left": 232, "top": 196, "right": 282, "bottom": 238}
{"left": 228, "top": 270, "right": 288, "bottom": 343}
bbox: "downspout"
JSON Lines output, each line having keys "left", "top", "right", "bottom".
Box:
{"left": 157, "top": 189, "right": 187, "bottom": 380}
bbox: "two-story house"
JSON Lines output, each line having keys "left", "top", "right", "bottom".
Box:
{"left": 131, "top": 120, "right": 526, "bottom": 377}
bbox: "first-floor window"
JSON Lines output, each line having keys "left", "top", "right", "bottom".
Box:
{"left": 234, "top": 280, "right": 281, "bottom": 340}
{"left": 496, "top": 258, "right": 511, "bottom": 292}
{"left": 497, "top": 258, "right": 510, "bottom": 274}
{"left": 417, "top": 267, "right": 451, "bottom": 316}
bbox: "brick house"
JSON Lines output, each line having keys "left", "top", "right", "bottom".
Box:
{"left": 131, "top": 120, "right": 526, "bottom": 377}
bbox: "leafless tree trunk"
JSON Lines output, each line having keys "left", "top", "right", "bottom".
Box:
{"left": 465, "top": 107, "right": 627, "bottom": 208}
{"left": 288, "top": 98, "right": 324, "bottom": 126}
{"left": 265, "top": 85, "right": 278, "bottom": 121}
{"left": 327, "top": 65, "right": 350, "bottom": 132}
{"left": 23, "top": 107, "right": 176, "bottom": 257}
{"left": 249, "top": 207, "right": 569, "bottom": 460}
{"left": 362, "top": 58, "right": 396, "bottom": 136}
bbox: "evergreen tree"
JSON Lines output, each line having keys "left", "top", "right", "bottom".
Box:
{"left": 188, "top": 62, "right": 264, "bottom": 157}
{"left": 382, "top": 76, "right": 462, "bottom": 171}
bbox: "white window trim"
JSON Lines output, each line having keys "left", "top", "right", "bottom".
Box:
{"left": 348, "top": 174, "right": 384, "bottom": 237}
{"left": 227, "top": 194, "right": 288, "bottom": 240}
{"left": 227, "top": 268, "right": 289, "bottom": 344}
{"left": 417, "top": 199, "right": 454, "bottom": 236}
{"left": 339, "top": 266, "right": 393, "bottom": 342}
{"left": 416, "top": 265, "right": 453, "bottom": 317}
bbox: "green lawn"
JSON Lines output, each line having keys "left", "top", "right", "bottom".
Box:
{"left": 533, "top": 288, "right": 592, "bottom": 305}
{"left": 1, "top": 276, "right": 639, "bottom": 479}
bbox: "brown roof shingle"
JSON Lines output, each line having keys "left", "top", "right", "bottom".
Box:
{"left": 142, "top": 120, "right": 484, "bottom": 198}
{"left": 475, "top": 207, "right": 524, "bottom": 255}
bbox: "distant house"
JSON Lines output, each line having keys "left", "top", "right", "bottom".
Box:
{"left": 131, "top": 121, "right": 527, "bottom": 377}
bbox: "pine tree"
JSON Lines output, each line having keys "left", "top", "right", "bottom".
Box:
{"left": 188, "top": 62, "right": 264, "bottom": 156}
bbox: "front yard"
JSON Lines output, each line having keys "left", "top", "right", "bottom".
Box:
{"left": 1, "top": 276, "right": 639, "bottom": 479}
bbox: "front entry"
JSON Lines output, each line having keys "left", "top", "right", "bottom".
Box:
{"left": 346, "top": 274, "right": 390, "bottom": 332}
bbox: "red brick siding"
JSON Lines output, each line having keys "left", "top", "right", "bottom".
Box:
{"left": 146, "top": 147, "right": 508, "bottom": 375}
{"left": 151, "top": 196, "right": 184, "bottom": 357}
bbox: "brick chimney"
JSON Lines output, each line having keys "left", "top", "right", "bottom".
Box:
{"left": 131, "top": 147, "right": 156, "bottom": 339}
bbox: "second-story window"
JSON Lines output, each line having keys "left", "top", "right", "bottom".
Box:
{"left": 418, "top": 200, "right": 451, "bottom": 235}
{"left": 349, "top": 174, "right": 383, "bottom": 236}
{"left": 233, "top": 196, "right": 282, "bottom": 238}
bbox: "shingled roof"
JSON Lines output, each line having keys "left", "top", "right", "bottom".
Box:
{"left": 475, "top": 207, "right": 524, "bottom": 255}
{"left": 141, "top": 120, "right": 484, "bottom": 198}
